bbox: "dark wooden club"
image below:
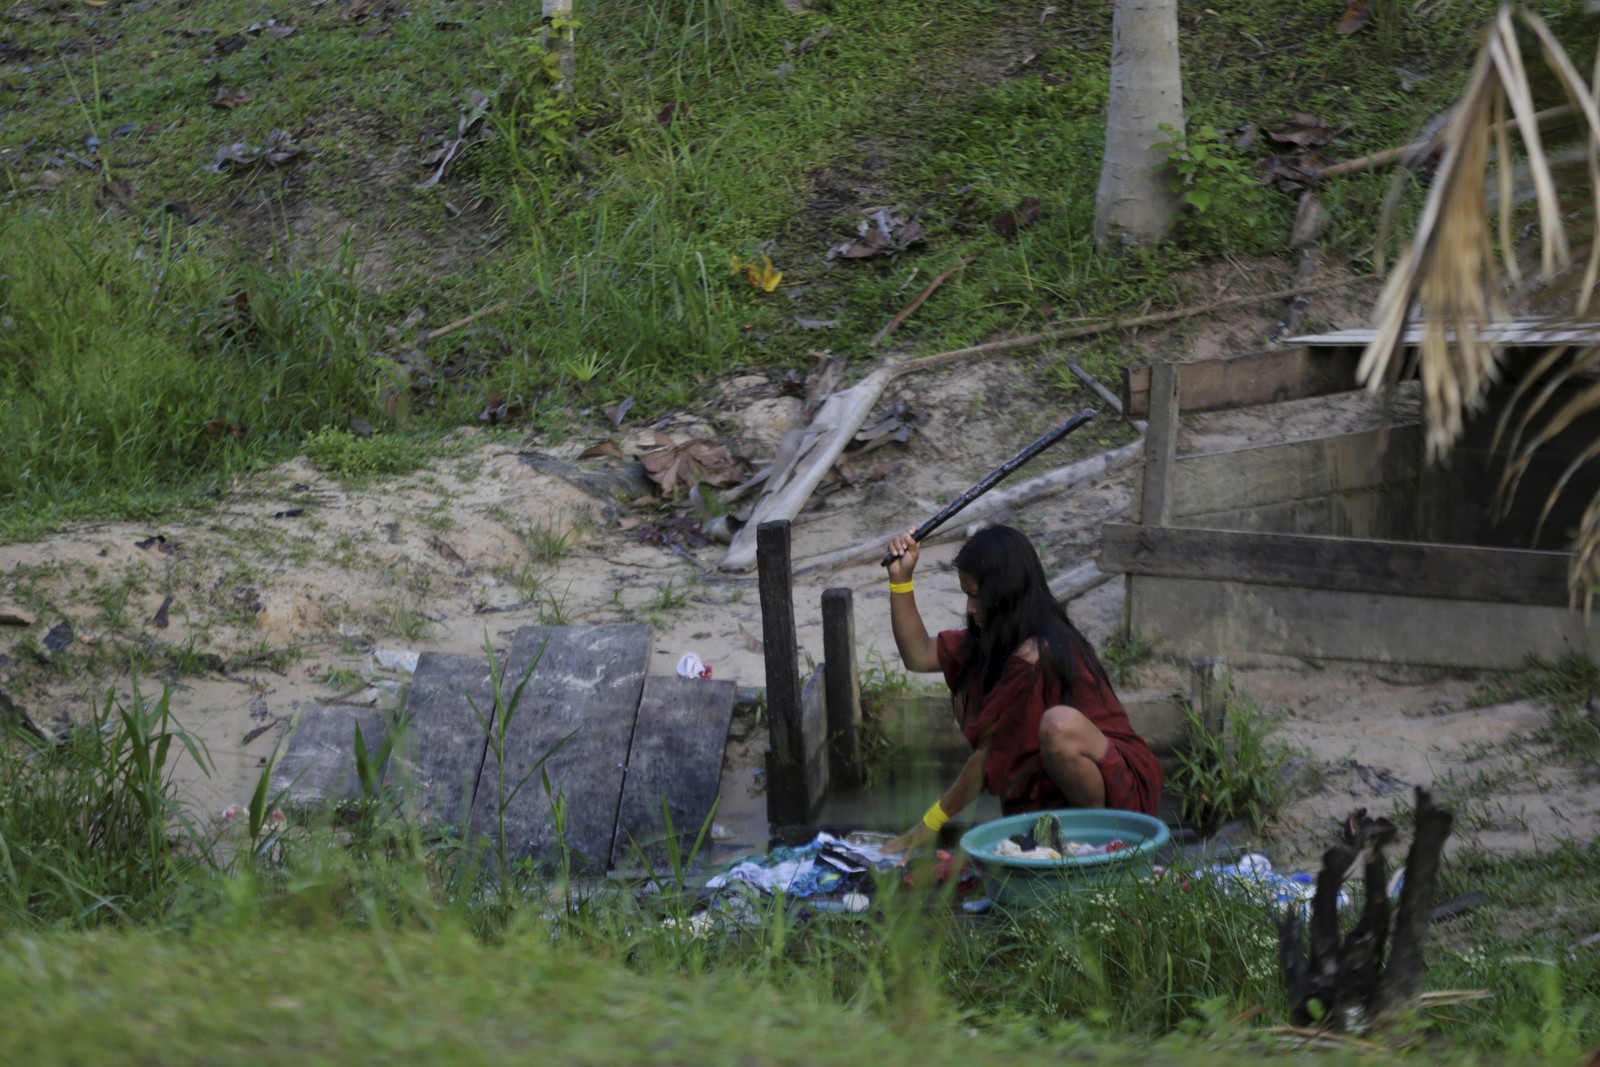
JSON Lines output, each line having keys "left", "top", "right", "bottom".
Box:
{"left": 880, "top": 408, "right": 1098, "bottom": 567}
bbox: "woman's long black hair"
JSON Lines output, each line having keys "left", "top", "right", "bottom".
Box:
{"left": 951, "top": 524, "right": 1112, "bottom": 702}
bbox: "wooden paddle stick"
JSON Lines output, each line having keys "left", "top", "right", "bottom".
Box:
{"left": 880, "top": 408, "right": 1097, "bottom": 567}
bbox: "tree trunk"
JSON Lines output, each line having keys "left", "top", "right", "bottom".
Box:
{"left": 542, "top": 0, "right": 576, "bottom": 94}
{"left": 1094, "top": 0, "right": 1185, "bottom": 249}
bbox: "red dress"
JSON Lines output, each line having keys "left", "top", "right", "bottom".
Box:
{"left": 936, "top": 630, "right": 1162, "bottom": 817}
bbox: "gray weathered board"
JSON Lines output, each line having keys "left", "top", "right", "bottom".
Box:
{"left": 1100, "top": 523, "right": 1574, "bottom": 607}
{"left": 467, "top": 624, "right": 652, "bottom": 874}
{"left": 612, "top": 675, "right": 736, "bottom": 870}
{"left": 271, "top": 704, "right": 392, "bottom": 809}
{"left": 1125, "top": 574, "right": 1600, "bottom": 669}
{"left": 1169, "top": 426, "right": 1421, "bottom": 519}
{"left": 388, "top": 651, "right": 499, "bottom": 825}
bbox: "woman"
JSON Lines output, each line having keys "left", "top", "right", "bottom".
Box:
{"left": 882, "top": 524, "right": 1162, "bottom": 854}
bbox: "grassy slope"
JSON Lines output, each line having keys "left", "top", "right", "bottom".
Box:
{"left": 1, "top": 0, "right": 1590, "bottom": 537}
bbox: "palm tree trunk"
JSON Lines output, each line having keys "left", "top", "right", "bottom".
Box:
{"left": 1094, "top": 0, "right": 1185, "bottom": 250}
{"left": 543, "top": 0, "right": 576, "bottom": 94}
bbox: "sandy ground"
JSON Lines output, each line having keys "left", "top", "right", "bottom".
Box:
{"left": 3, "top": 260, "right": 1597, "bottom": 870}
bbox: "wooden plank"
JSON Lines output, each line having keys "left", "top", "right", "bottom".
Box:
{"left": 1171, "top": 426, "right": 1421, "bottom": 517}
{"left": 800, "top": 662, "right": 829, "bottom": 813}
{"left": 1288, "top": 321, "right": 1600, "bottom": 348}
{"left": 821, "top": 588, "right": 863, "bottom": 789}
{"left": 271, "top": 704, "right": 391, "bottom": 810}
{"left": 1178, "top": 487, "right": 1415, "bottom": 540}
{"left": 1101, "top": 523, "right": 1573, "bottom": 606}
{"left": 468, "top": 624, "right": 652, "bottom": 874}
{"left": 1139, "top": 362, "right": 1179, "bottom": 526}
{"left": 611, "top": 675, "right": 736, "bottom": 872}
{"left": 1125, "top": 574, "right": 1598, "bottom": 669}
{"left": 1123, "top": 347, "right": 1365, "bottom": 418}
{"left": 757, "top": 520, "right": 807, "bottom": 826}
{"left": 389, "top": 652, "right": 497, "bottom": 826}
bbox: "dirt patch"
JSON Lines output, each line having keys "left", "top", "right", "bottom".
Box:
{"left": 2, "top": 275, "right": 1595, "bottom": 864}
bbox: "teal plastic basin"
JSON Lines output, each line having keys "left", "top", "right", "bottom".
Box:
{"left": 959, "top": 808, "right": 1170, "bottom": 908}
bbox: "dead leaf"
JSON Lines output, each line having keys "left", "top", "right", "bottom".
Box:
{"left": 602, "top": 396, "right": 635, "bottom": 426}
{"left": 738, "top": 623, "right": 764, "bottom": 655}
{"left": 826, "top": 208, "right": 926, "bottom": 260}
{"left": 1267, "top": 113, "right": 1330, "bottom": 149}
{"left": 203, "top": 418, "right": 249, "bottom": 438}
{"left": 641, "top": 438, "right": 749, "bottom": 498}
{"left": 477, "top": 391, "right": 523, "bottom": 424}
{"left": 150, "top": 595, "right": 172, "bottom": 629}
{"left": 993, "top": 197, "right": 1044, "bottom": 237}
{"left": 616, "top": 516, "right": 643, "bottom": 531}
{"left": 793, "top": 316, "right": 840, "bottom": 330}
{"left": 214, "top": 34, "right": 247, "bottom": 55}
{"left": 211, "top": 86, "right": 255, "bottom": 109}
{"left": 579, "top": 440, "right": 625, "bottom": 460}
{"left": 1337, "top": 1, "right": 1371, "bottom": 34}
{"left": 97, "top": 178, "right": 134, "bottom": 210}
{"left": 627, "top": 514, "right": 713, "bottom": 550}
{"left": 655, "top": 102, "right": 685, "bottom": 128}
{"left": 804, "top": 352, "right": 847, "bottom": 420}
{"left": 262, "top": 129, "right": 302, "bottom": 165}
{"left": 428, "top": 536, "right": 465, "bottom": 566}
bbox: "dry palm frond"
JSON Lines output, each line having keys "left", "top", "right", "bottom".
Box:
{"left": 1361, "top": 5, "right": 1600, "bottom": 605}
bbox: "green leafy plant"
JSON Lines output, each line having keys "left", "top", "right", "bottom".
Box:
{"left": 1099, "top": 629, "right": 1153, "bottom": 689}
{"left": 1170, "top": 684, "right": 1302, "bottom": 832}
{"left": 1154, "top": 122, "right": 1284, "bottom": 255}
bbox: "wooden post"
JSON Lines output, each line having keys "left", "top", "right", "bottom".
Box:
{"left": 757, "top": 520, "right": 807, "bottom": 827}
{"left": 1189, "top": 655, "right": 1230, "bottom": 740}
{"left": 821, "top": 588, "right": 863, "bottom": 789}
{"left": 1140, "top": 361, "right": 1180, "bottom": 527}
{"left": 1127, "top": 360, "right": 1179, "bottom": 637}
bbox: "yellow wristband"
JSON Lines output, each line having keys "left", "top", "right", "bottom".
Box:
{"left": 922, "top": 800, "right": 950, "bottom": 832}
{"left": 888, "top": 579, "right": 914, "bottom": 595}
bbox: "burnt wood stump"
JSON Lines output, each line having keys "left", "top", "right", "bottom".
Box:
{"left": 1279, "top": 787, "right": 1454, "bottom": 1034}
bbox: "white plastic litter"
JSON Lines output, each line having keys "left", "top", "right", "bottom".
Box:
{"left": 676, "top": 652, "right": 710, "bottom": 679}
{"left": 373, "top": 648, "right": 419, "bottom": 674}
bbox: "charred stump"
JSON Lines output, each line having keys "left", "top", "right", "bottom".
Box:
{"left": 1280, "top": 787, "right": 1453, "bottom": 1033}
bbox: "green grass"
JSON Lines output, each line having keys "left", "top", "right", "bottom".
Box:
{"left": 2, "top": 662, "right": 1599, "bottom": 1060}
{"left": 1169, "top": 683, "right": 1305, "bottom": 832}
{"left": 5, "top": 0, "right": 1595, "bottom": 537}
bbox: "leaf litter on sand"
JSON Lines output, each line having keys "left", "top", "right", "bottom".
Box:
{"left": 640, "top": 433, "right": 748, "bottom": 499}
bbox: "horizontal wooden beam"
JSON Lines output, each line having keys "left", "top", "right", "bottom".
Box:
{"left": 1122, "top": 347, "right": 1365, "bottom": 418}
{"left": 1099, "top": 523, "right": 1573, "bottom": 607}
{"left": 1171, "top": 426, "right": 1420, "bottom": 518}
{"left": 1124, "top": 574, "right": 1596, "bottom": 670}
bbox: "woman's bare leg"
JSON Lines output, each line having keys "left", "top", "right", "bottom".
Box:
{"left": 1038, "top": 705, "right": 1110, "bottom": 808}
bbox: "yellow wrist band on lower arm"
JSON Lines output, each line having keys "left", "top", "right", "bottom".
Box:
{"left": 888, "top": 579, "right": 914, "bottom": 595}
{"left": 922, "top": 800, "right": 950, "bottom": 832}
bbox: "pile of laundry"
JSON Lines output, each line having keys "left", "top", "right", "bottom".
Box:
{"left": 1197, "top": 852, "right": 1356, "bottom": 919}
{"left": 702, "top": 831, "right": 898, "bottom": 912}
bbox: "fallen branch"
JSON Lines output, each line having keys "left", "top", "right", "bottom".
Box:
{"left": 1048, "top": 558, "right": 1118, "bottom": 604}
{"left": 790, "top": 440, "right": 1142, "bottom": 575}
{"left": 888, "top": 277, "right": 1372, "bottom": 370}
{"left": 421, "top": 300, "right": 511, "bottom": 344}
{"left": 869, "top": 256, "right": 976, "bottom": 347}
{"left": 1065, "top": 361, "right": 1123, "bottom": 414}
{"left": 1315, "top": 103, "right": 1573, "bottom": 180}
